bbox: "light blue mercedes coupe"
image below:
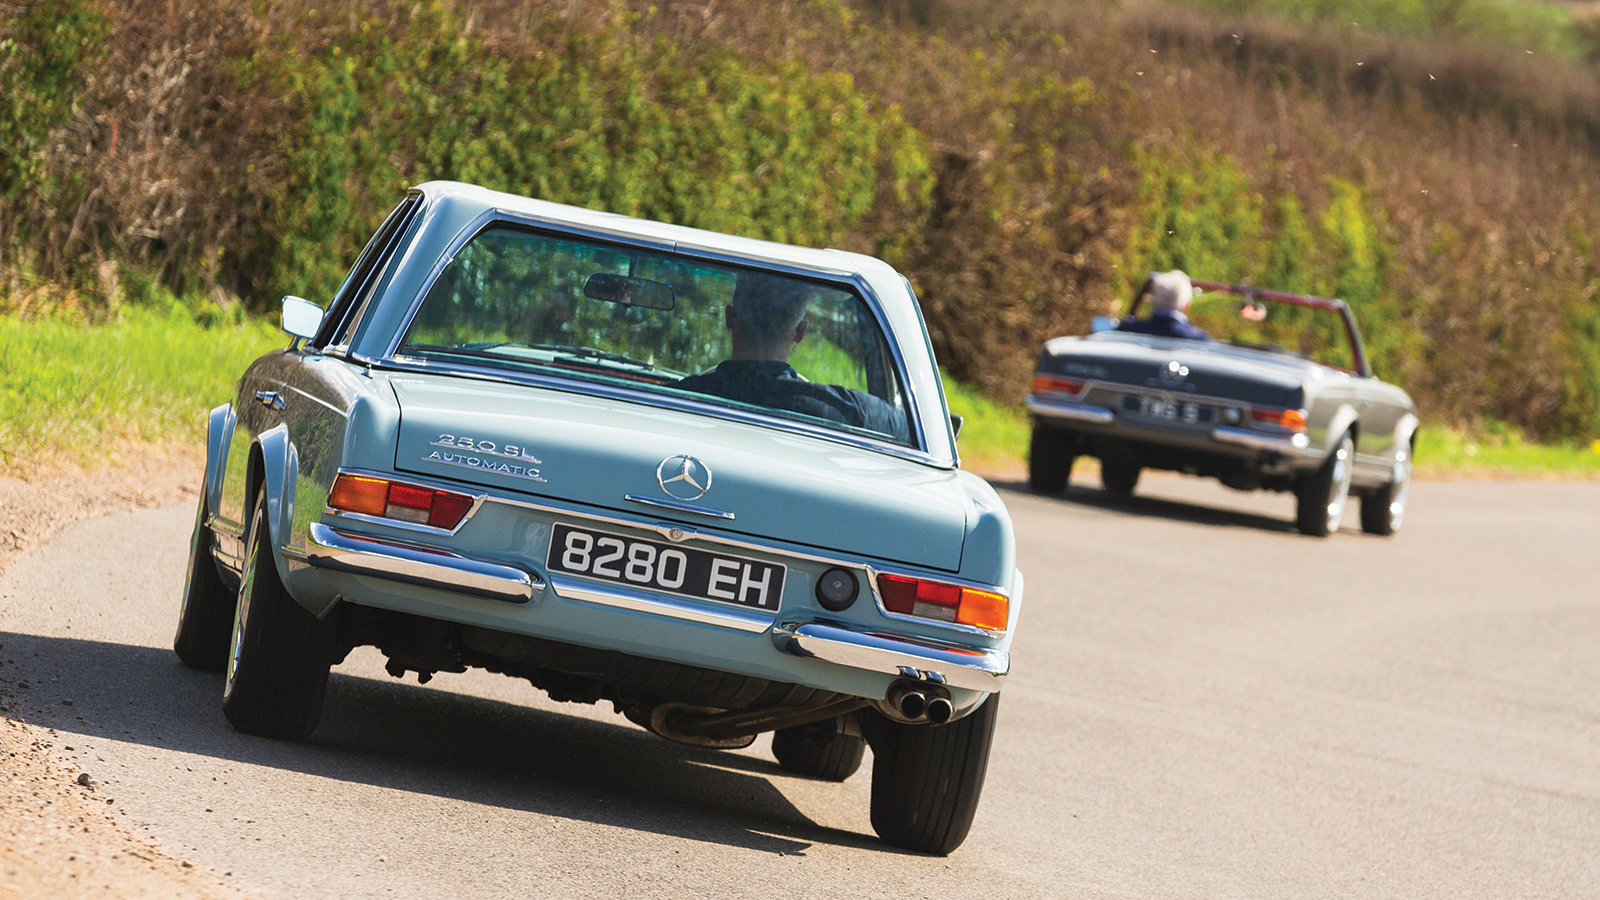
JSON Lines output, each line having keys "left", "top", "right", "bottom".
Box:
{"left": 174, "top": 182, "right": 1022, "bottom": 854}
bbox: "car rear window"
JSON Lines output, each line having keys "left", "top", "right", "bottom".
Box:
{"left": 397, "top": 225, "right": 912, "bottom": 445}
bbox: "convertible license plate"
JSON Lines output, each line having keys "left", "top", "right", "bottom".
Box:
{"left": 547, "top": 523, "right": 785, "bottom": 612}
{"left": 1121, "top": 394, "right": 1213, "bottom": 425}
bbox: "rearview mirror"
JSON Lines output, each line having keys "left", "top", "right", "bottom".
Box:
{"left": 950, "top": 414, "right": 965, "bottom": 439}
{"left": 584, "top": 273, "right": 676, "bottom": 310}
{"left": 1090, "top": 315, "right": 1117, "bottom": 334}
{"left": 281, "top": 295, "right": 326, "bottom": 340}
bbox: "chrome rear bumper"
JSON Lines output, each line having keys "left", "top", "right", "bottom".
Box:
{"left": 306, "top": 522, "right": 540, "bottom": 604}
{"left": 771, "top": 619, "right": 1007, "bottom": 692}
{"left": 1210, "top": 425, "right": 1312, "bottom": 453}
{"left": 1024, "top": 395, "right": 1115, "bottom": 425}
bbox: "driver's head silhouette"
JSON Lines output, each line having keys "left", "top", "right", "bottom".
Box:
{"left": 726, "top": 272, "right": 810, "bottom": 362}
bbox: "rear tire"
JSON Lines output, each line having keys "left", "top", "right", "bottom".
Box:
{"left": 1296, "top": 431, "right": 1355, "bottom": 537}
{"left": 1028, "top": 428, "right": 1075, "bottom": 495}
{"left": 1359, "top": 446, "right": 1412, "bottom": 536}
{"left": 222, "top": 486, "right": 335, "bottom": 740}
{"left": 771, "top": 719, "right": 866, "bottom": 782}
{"left": 867, "top": 693, "right": 1000, "bottom": 856}
{"left": 1101, "top": 457, "right": 1141, "bottom": 497}
{"left": 174, "top": 491, "right": 235, "bottom": 672}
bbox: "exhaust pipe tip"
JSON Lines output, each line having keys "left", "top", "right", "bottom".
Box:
{"left": 925, "top": 696, "right": 953, "bottom": 725}
{"left": 896, "top": 689, "right": 928, "bottom": 720}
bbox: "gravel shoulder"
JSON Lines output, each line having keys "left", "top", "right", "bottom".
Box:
{"left": 0, "top": 448, "right": 242, "bottom": 899}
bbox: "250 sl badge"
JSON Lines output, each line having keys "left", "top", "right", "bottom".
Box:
{"left": 425, "top": 434, "right": 547, "bottom": 482}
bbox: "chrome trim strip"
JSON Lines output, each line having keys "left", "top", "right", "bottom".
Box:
{"left": 285, "top": 384, "right": 347, "bottom": 417}
{"left": 1025, "top": 395, "right": 1115, "bottom": 425}
{"left": 325, "top": 467, "right": 488, "bottom": 537}
{"left": 863, "top": 566, "right": 1008, "bottom": 639}
{"left": 1033, "top": 375, "right": 1293, "bottom": 418}
{"left": 306, "top": 522, "right": 538, "bottom": 604}
{"left": 204, "top": 512, "right": 245, "bottom": 540}
{"left": 547, "top": 573, "right": 772, "bottom": 633}
{"left": 622, "top": 494, "right": 736, "bottom": 520}
{"left": 1211, "top": 426, "right": 1312, "bottom": 453}
{"left": 771, "top": 620, "right": 1007, "bottom": 692}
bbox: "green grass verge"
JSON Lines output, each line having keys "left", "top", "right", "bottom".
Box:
{"left": 0, "top": 308, "right": 284, "bottom": 471}
{"left": 4, "top": 309, "right": 1597, "bottom": 481}
{"left": 1414, "top": 426, "right": 1600, "bottom": 478}
{"left": 943, "top": 371, "right": 1031, "bottom": 474}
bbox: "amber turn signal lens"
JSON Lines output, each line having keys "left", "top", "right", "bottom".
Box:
{"left": 327, "top": 475, "right": 389, "bottom": 516}
{"left": 1250, "top": 406, "right": 1307, "bottom": 432}
{"left": 955, "top": 588, "right": 1009, "bottom": 631}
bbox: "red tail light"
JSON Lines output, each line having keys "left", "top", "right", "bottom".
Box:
{"left": 328, "top": 474, "right": 477, "bottom": 530}
{"left": 1250, "top": 406, "right": 1307, "bottom": 431}
{"left": 1031, "top": 374, "right": 1086, "bottom": 397}
{"left": 878, "top": 573, "right": 1009, "bottom": 632}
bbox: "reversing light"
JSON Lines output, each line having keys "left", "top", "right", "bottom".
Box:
{"left": 1250, "top": 406, "right": 1307, "bottom": 432}
{"left": 816, "top": 567, "right": 860, "bottom": 611}
{"left": 1031, "top": 375, "right": 1086, "bottom": 397}
{"left": 877, "top": 573, "right": 1009, "bottom": 632}
{"left": 328, "top": 473, "right": 476, "bottom": 530}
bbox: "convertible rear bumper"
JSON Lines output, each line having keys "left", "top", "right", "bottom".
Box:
{"left": 771, "top": 619, "right": 1008, "bottom": 692}
{"left": 1028, "top": 395, "right": 1320, "bottom": 465}
{"left": 302, "top": 520, "right": 1006, "bottom": 700}
{"left": 306, "top": 522, "right": 540, "bottom": 604}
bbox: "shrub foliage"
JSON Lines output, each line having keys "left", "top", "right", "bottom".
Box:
{"left": 5, "top": 0, "right": 1600, "bottom": 441}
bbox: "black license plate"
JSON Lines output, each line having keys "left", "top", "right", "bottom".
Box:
{"left": 546, "top": 523, "right": 785, "bottom": 612}
{"left": 1121, "top": 393, "right": 1213, "bottom": 425}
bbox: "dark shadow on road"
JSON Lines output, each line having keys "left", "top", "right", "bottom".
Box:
{"left": 990, "top": 480, "right": 1301, "bottom": 534}
{"left": 0, "top": 632, "right": 902, "bottom": 858}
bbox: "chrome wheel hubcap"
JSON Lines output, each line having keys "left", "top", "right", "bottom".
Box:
{"left": 1325, "top": 436, "right": 1354, "bottom": 533}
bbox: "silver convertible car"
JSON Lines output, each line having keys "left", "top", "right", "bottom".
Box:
{"left": 1027, "top": 277, "right": 1417, "bottom": 537}
{"left": 174, "top": 181, "right": 1019, "bottom": 855}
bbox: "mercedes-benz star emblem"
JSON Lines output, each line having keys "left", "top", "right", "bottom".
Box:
{"left": 657, "top": 454, "right": 712, "bottom": 502}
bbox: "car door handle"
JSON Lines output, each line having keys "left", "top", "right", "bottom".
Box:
{"left": 254, "top": 390, "right": 286, "bottom": 412}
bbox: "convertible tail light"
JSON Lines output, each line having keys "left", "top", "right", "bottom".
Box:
{"left": 328, "top": 474, "right": 476, "bottom": 530}
{"left": 1251, "top": 406, "right": 1307, "bottom": 431}
{"left": 877, "top": 573, "right": 1009, "bottom": 631}
{"left": 1031, "top": 375, "right": 1086, "bottom": 397}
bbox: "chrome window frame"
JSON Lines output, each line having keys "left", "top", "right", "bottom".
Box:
{"left": 370, "top": 208, "right": 937, "bottom": 465}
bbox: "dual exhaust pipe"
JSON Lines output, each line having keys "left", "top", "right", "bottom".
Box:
{"left": 886, "top": 680, "right": 953, "bottom": 725}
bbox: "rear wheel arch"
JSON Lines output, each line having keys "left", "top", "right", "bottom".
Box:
{"left": 1322, "top": 405, "right": 1361, "bottom": 455}
{"left": 242, "top": 429, "right": 297, "bottom": 589}
{"left": 203, "top": 403, "right": 234, "bottom": 521}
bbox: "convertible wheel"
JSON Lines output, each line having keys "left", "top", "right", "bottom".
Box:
{"left": 866, "top": 693, "right": 1000, "bottom": 856}
{"left": 1028, "top": 427, "right": 1075, "bottom": 494}
{"left": 771, "top": 719, "right": 866, "bottom": 782}
{"left": 1101, "top": 457, "right": 1141, "bottom": 497}
{"left": 1296, "top": 431, "right": 1355, "bottom": 537}
{"left": 223, "top": 486, "right": 336, "bottom": 740}
{"left": 173, "top": 491, "right": 235, "bottom": 672}
{"left": 1359, "top": 446, "right": 1413, "bottom": 536}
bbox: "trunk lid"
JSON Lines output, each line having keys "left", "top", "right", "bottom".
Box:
{"left": 1041, "top": 335, "right": 1317, "bottom": 407}
{"left": 388, "top": 375, "right": 968, "bottom": 571}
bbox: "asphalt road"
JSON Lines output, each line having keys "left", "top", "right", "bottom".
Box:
{"left": 2, "top": 475, "right": 1597, "bottom": 899}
